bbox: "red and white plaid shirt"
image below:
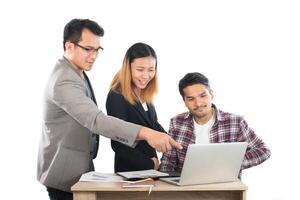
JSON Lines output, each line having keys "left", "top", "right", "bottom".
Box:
{"left": 160, "top": 105, "right": 271, "bottom": 172}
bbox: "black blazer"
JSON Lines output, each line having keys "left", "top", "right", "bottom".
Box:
{"left": 106, "top": 90, "right": 166, "bottom": 172}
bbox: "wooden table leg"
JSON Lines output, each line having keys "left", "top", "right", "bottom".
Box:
{"left": 242, "top": 190, "right": 247, "bottom": 200}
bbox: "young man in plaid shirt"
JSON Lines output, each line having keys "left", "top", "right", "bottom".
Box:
{"left": 160, "top": 72, "right": 270, "bottom": 174}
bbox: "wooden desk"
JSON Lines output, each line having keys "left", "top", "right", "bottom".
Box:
{"left": 71, "top": 180, "right": 247, "bottom": 200}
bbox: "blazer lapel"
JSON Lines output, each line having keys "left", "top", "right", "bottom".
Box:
{"left": 133, "top": 102, "right": 153, "bottom": 127}
{"left": 83, "top": 72, "right": 97, "bottom": 105}
{"left": 147, "top": 104, "right": 157, "bottom": 124}
{"left": 83, "top": 72, "right": 99, "bottom": 159}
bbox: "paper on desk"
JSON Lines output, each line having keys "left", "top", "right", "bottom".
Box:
{"left": 79, "top": 171, "right": 124, "bottom": 182}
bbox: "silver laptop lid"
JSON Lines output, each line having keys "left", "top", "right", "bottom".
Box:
{"left": 179, "top": 142, "right": 248, "bottom": 185}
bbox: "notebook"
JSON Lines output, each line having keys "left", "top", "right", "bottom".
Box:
{"left": 122, "top": 178, "right": 155, "bottom": 188}
{"left": 117, "top": 169, "right": 169, "bottom": 180}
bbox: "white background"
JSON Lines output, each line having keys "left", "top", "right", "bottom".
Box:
{"left": 0, "top": 0, "right": 299, "bottom": 199}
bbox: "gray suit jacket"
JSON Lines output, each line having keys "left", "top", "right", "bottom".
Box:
{"left": 37, "top": 57, "right": 141, "bottom": 192}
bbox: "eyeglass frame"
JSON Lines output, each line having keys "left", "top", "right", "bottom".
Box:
{"left": 73, "top": 43, "right": 104, "bottom": 54}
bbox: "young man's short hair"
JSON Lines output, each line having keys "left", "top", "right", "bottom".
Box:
{"left": 178, "top": 72, "right": 210, "bottom": 99}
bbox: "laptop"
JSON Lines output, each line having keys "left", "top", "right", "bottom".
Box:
{"left": 160, "top": 142, "right": 247, "bottom": 186}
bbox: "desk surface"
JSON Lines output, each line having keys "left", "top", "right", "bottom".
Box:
{"left": 71, "top": 180, "right": 247, "bottom": 192}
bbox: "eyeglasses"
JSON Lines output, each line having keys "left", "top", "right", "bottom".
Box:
{"left": 74, "top": 43, "right": 104, "bottom": 54}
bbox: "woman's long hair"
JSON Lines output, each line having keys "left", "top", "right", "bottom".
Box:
{"left": 110, "top": 42, "right": 158, "bottom": 105}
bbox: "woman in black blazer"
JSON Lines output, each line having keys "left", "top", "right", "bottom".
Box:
{"left": 106, "top": 43, "right": 166, "bottom": 172}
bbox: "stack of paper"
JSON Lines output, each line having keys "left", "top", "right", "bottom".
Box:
{"left": 79, "top": 171, "right": 123, "bottom": 182}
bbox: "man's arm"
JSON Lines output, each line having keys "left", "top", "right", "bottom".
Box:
{"left": 239, "top": 118, "right": 271, "bottom": 169}
{"left": 52, "top": 75, "right": 181, "bottom": 152}
{"left": 137, "top": 127, "right": 182, "bottom": 152}
{"left": 52, "top": 77, "right": 139, "bottom": 145}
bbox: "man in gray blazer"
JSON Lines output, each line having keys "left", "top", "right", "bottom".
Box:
{"left": 37, "top": 19, "right": 181, "bottom": 200}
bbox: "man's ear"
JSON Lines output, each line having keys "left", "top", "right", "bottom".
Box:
{"left": 65, "top": 41, "right": 74, "bottom": 51}
{"left": 209, "top": 89, "right": 214, "bottom": 100}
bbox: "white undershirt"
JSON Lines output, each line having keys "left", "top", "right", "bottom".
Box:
{"left": 194, "top": 112, "right": 215, "bottom": 144}
{"left": 141, "top": 102, "right": 148, "bottom": 111}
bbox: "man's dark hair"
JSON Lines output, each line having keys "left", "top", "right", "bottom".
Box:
{"left": 178, "top": 72, "right": 210, "bottom": 99}
{"left": 63, "top": 19, "right": 104, "bottom": 50}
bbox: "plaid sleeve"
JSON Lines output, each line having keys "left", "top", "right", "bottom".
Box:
{"left": 159, "top": 119, "right": 178, "bottom": 172}
{"left": 239, "top": 118, "right": 271, "bottom": 169}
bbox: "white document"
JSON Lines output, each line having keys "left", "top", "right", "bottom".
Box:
{"left": 117, "top": 169, "right": 168, "bottom": 179}
{"left": 79, "top": 171, "right": 124, "bottom": 182}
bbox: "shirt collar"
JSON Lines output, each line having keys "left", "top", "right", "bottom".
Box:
{"left": 62, "top": 56, "right": 83, "bottom": 78}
